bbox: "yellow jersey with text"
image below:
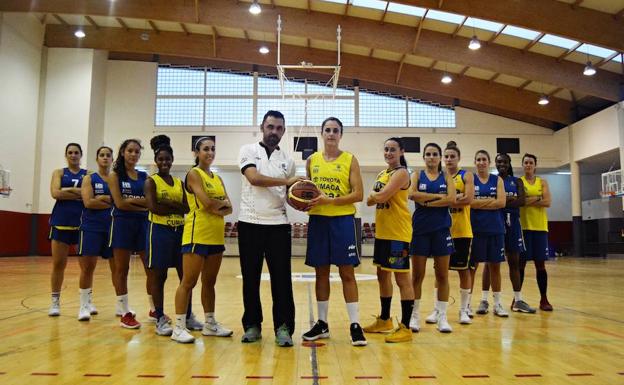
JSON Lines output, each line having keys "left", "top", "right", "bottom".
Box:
{"left": 373, "top": 167, "right": 412, "bottom": 242}
{"left": 148, "top": 174, "right": 185, "bottom": 227}
{"left": 520, "top": 176, "right": 548, "bottom": 232}
{"left": 308, "top": 151, "right": 356, "bottom": 217}
{"left": 182, "top": 168, "right": 226, "bottom": 245}
{"left": 449, "top": 169, "right": 473, "bottom": 238}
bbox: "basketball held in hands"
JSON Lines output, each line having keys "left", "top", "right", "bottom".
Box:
{"left": 287, "top": 180, "right": 320, "bottom": 211}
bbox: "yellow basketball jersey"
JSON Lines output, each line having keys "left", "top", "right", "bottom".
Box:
{"left": 520, "top": 176, "right": 548, "bottom": 231}
{"left": 450, "top": 169, "right": 473, "bottom": 238}
{"left": 373, "top": 168, "right": 412, "bottom": 242}
{"left": 308, "top": 151, "right": 356, "bottom": 216}
{"left": 182, "top": 167, "right": 226, "bottom": 245}
{"left": 148, "top": 174, "right": 185, "bottom": 227}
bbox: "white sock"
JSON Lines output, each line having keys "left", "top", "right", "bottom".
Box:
{"left": 460, "top": 289, "right": 471, "bottom": 310}
{"left": 468, "top": 292, "right": 472, "bottom": 308}
{"left": 51, "top": 291, "right": 60, "bottom": 300}
{"left": 117, "top": 294, "right": 130, "bottom": 314}
{"left": 79, "top": 288, "right": 89, "bottom": 306}
{"left": 176, "top": 314, "right": 187, "bottom": 328}
{"left": 346, "top": 302, "right": 359, "bottom": 324}
{"left": 148, "top": 295, "right": 155, "bottom": 312}
{"left": 433, "top": 288, "right": 438, "bottom": 307}
{"left": 87, "top": 288, "right": 93, "bottom": 304}
{"left": 493, "top": 292, "right": 502, "bottom": 306}
{"left": 317, "top": 300, "right": 329, "bottom": 323}
{"left": 481, "top": 290, "right": 490, "bottom": 301}
{"left": 436, "top": 300, "right": 448, "bottom": 315}
{"left": 514, "top": 291, "right": 522, "bottom": 301}
{"left": 412, "top": 299, "right": 421, "bottom": 316}
{"left": 205, "top": 312, "right": 215, "bottom": 323}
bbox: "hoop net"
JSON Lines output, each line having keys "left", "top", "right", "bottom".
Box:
{"left": 0, "top": 167, "right": 11, "bottom": 197}
{"left": 600, "top": 169, "right": 623, "bottom": 200}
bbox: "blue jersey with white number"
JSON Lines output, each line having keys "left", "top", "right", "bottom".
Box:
{"left": 471, "top": 174, "right": 504, "bottom": 235}
{"left": 80, "top": 173, "right": 112, "bottom": 232}
{"left": 50, "top": 168, "right": 87, "bottom": 228}
{"left": 412, "top": 170, "right": 451, "bottom": 235}
{"left": 112, "top": 171, "right": 148, "bottom": 219}
{"left": 502, "top": 175, "right": 520, "bottom": 218}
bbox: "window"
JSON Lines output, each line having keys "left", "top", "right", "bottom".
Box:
{"left": 408, "top": 100, "right": 455, "bottom": 128}
{"left": 359, "top": 92, "right": 406, "bottom": 127}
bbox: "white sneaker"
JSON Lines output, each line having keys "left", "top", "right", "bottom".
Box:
{"left": 202, "top": 319, "right": 233, "bottom": 337}
{"left": 459, "top": 309, "right": 472, "bottom": 324}
{"left": 467, "top": 304, "right": 474, "bottom": 318}
{"left": 186, "top": 313, "right": 204, "bottom": 331}
{"left": 156, "top": 316, "right": 173, "bottom": 336}
{"left": 409, "top": 312, "right": 420, "bottom": 332}
{"left": 171, "top": 325, "right": 195, "bottom": 343}
{"left": 437, "top": 313, "right": 452, "bottom": 333}
{"left": 493, "top": 303, "right": 509, "bottom": 318}
{"left": 78, "top": 305, "right": 91, "bottom": 321}
{"left": 48, "top": 298, "right": 60, "bottom": 317}
{"left": 425, "top": 309, "right": 440, "bottom": 324}
{"left": 88, "top": 302, "right": 98, "bottom": 315}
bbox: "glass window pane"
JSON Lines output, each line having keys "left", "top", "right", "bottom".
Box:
{"left": 408, "top": 101, "right": 455, "bottom": 128}
{"left": 501, "top": 25, "right": 541, "bottom": 40}
{"left": 307, "top": 99, "right": 355, "bottom": 127}
{"left": 387, "top": 2, "right": 426, "bottom": 16}
{"left": 155, "top": 99, "right": 204, "bottom": 126}
{"left": 205, "top": 99, "right": 253, "bottom": 126}
{"left": 465, "top": 17, "right": 504, "bottom": 32}
{"left": 206, "top": 71, "right": 253, "bottom": 95}
{"left": 157, "top": 67, "right": 205, "bottom": 96}
{"left": 258, "top": 76, "right": 306, "bottom": 95}
{"left": 257, "top": 98, "right": 306, "bottom": 126}
{"left": 539, "top": 34, "right": 579, "bottom": 49}
{"left": 426, "top": 10, "right": 466, "bottom": 24}
{"left": 576, "top": 44, "right": 617, "bottom": 59}
{"left": 306, "top": 82, "right": 354, "bottom": 96}
{"left": 352, "top": 0, "right": 388, "bottom": 11}
{"left": 359, "top": 92, "right": 406, "bottom": 127}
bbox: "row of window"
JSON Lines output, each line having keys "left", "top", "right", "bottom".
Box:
{"left": 155, "top": 67, "right": 456, "bottom": 128}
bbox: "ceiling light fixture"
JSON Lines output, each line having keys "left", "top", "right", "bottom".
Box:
{"left": 259, "top": 46, "right": 270, "bottom": 54}
{"left": 538, "top": 94, "right": 549, "bottom": 105}
{"left": 249, "top": 0, "right": 262, "bottom": 15}
{"left": 583, "top": 61, "right": 596, "bottom": 76}
{"left": 468, "top": 35, "right": 481, "bottom": 50}
{"left": 74, "top": 29, "right": 86, "bottom": 38}
{"left": 441, "top": 73, "right": 453, "bottom": 84}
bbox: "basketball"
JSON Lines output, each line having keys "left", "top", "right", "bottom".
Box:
{"left": 287, "top": 180, "right": 320, "bottom": 211}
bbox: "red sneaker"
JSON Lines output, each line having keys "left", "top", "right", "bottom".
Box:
{"left": 148, "top": 310, "right": 171, "bottom": 323}
{"left": 539, "top": 298, "right": 553, "bottom": 311}
{"left": 120, "top": 312, "right": 141, "bottom": 329}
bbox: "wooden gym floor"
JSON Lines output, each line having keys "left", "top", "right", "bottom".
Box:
{"left": 0, "top": 255, "right": 623, "bottom": 385}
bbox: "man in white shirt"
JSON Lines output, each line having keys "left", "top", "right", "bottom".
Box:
{"left": 238, "top": 110, "right": 303, "bottom": 347}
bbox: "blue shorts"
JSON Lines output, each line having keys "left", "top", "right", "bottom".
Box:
{"left": 472, "top": 233, "right": 505, "bottom": 263}
{"left": 49, "top": 227, "right": 79, "bottom": 245}
{"left": 109, "top": 216, "right": 147, "bottom": 252}
{"left": 521, "top": 230, "right": 549, "bottom": 262}
{"left": 409, "top": 228, "right": 454, "bottom": 257}
{"left": 147, "top": 222, "right": 183, "bottom": 269}
{"left": 449, "top": 238, "right": 472, "bottom": 270}
{"left": 306, "top": 215, "right": 360, "bottom": 267}
{"left": 181, "top": 243, "right": 225, "bottom": 257}
{"left": 79, "top": 230, "right": 112, "bottom": 258}
{"left": 504, "top": 215, "right": 526, "bottom": 253}
{"left": 373, "top": 239, "right": 410, "bottom": 272}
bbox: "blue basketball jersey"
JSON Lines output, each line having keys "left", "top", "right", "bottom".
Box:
{"left": 80, "top": 173, "right": 112, "bottom": 232}
{"left": 50, "top": 167, "right": 87, "bottom": 228}
{"left": 502, "top": 175, "right": 520, "bottom": 217}
{"left": 471, "top": 174, "right": 504, "bottom": 234}
{"left": 412, "top": 170, "right": 451, "bottom": 235}
{"left": 112, "top": 170, "right": 148, "bottom": 219}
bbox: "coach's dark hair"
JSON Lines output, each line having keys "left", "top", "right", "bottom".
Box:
{"left": 445, "top": 140, "right": 461, "bottom": 158}
{"left": 95, "top": 146, "right": 113, "bottom": 159}
{"left": 260, "top": 110, "right": 285, "bottom": 127}
{"left": 113, "top": 139, "right": 142, "bottom": 180}
{"left": 321, "top": 117, "right": 344, "bottom": 135}
{"left": 65, "top": 142, "right": 83, "bottom": 156}
{"left": 150, "top": 135, "right": 173, "bottom": 161}
{"left": 522, "top": 153, "right": 538, "bottom": 165}
{"left": 193, "top": 136, "right": 215, "bottom": 167}
{"left": 496, "top": 153, "right": 514, "bottom": 177}
{"left": 423, "top": 142, "right": 443, "bottom": 172}
{"left": 386, "top": 137, "right": 407, "bottom": 168}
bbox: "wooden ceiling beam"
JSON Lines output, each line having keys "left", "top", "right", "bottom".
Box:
{"left": 40, "top": 13, "right": 48, "bottom": 24}
{"left": 451, "top": 16, "right": 468, "bottom": 38}
{"left": 148, "top": 20, "right": 159, "bottom": 34}
{"left": 517, "top": 80, "right": 532, "bottom": 90}
{"left": 380, "top": 2, "right": 390, "bottom": 25}
{"left": 411, "top": 9, "right": 428, "bottom": 53}
{"left": 458, "top": 66, "right": 470, "bottom": 76}
{"left": 116, "top": 17, "right": 129, "bottom": 31}
{"left": 487, "top": 24, "right": 506, "bottom": 44}
{"left": 396, "top": 54, "right": 406, "bottom": 84}
{"left": 556, "top": 42, "right": 582, "bottom": 62}
{"left": 595, "top": 52, "right": 620, "bottom": 68}
{"left": 44, "top": 24, "right": 574, "bottom": 125}
{"left": 84, "top": 15, "right": 99, "bottom": 30}
{"left": 615, "top": 8, "right": 624, "bottom": 20}
{"left": 488, "top": 73, "right": 500, "bottom": 83}
{"left": 194, "top": 0, "right": 200, "bottom": 23}
{"left": 180, "top": 22, "right": 190, "bottom": 36}
{"left": 522, "top": 33, "right": 545, "bottom": 53}
{"left": 548, "top": 87, "right": 563, "bottom": 97}
{"left": 243, "top": 30, "right": 250, "bottom": 42}
{"left": 428, "top": 60, "right": 438, "bottom": 71}
{"left": 570, "top": 0, "right": 583, "bottom": 10}
{"left": 52, "top": 14, "right": 68, "bottom": 26}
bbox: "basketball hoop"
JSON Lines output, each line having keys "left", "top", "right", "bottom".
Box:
{"left": 0, "top": 167, "right": 11, "bottom": 197}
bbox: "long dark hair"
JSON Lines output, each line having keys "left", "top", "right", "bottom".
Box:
{"left": 321, "top": 117, "right": 344, "bottom": 135}
{"left": 386, "top": 137, "right": 407, "bottom": 168}
{"left": 496, "top": 153, "right": 514, "bottom": 177}
{"left": 445, "top": 140, "right": 461, "bottom": 158}
{"left": 65, "top": 142, "right": 83, "bottom": 155}
{"left": 113, "top": 139, "right": 142, "bottom": 180}
{"left": 423, "top": 142, "right": 442, "bottom": 172}
{"left": 95, "top": 146, "right": 113, "bottom": 159}
{"left": 193, "top": 136, "right": 215, "bottom": 167}
{"left": 150, "top": 135, "right": 173, "bottom": 161}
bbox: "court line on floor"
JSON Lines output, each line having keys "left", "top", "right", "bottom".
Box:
{"left": 559, "top": 306, "right": 624, "bottom": 325}
{"left": 84, "top": 373, "right": 111, "bottom": 377}
{"left": 307, "top": 281, "right": 321, "bottom": 385}
{"left": 355, "top": 376, "right": 382, "bottom": 379}
{"left": 137, "top": 374, "right": 165, "bottom": 378}
{"left": 583, "top": 325, "right": 624, "bottom": 340}
{"left": 191, "top": 375, "right": 219, "bottom": 379}
{"left": 245, "top": 376, "right": 273, "bottom": 379}
{"left": 408, "top": 375, "right": 436, "bottom": 379}
{"left": 31, "top": 372, "right": 58, "bottom": 376}
{"left": 462, "top": 374, "right": 490, "bottom": 378}
{"left": 566, "top": 373, "right": 593, "bottom": 376}
{"left": 514, "top": 374, "right": 542, "bottom": 377}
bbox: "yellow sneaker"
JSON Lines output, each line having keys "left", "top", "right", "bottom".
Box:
{"left": 362, "top": 316, "right": 394, "bottom": 333}
{"left": 385, "top": 323, "right": 412, "bottom": 343}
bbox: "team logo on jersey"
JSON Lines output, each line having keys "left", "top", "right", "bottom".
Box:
{"left": 373, "top": 181, "right": 385, "bottom": 192}
{"left": 475, "top": 186, "right": 480, "bottom": 192}
{"left": 281, "top": 162, "right": 287, "bottom": 171}
{"left": 240, "top": 157, "right": 248, "bottom": 164}
{"left": 312, "top": 165, "right": 320, "bottom": 174}
{"left": 419, "top": 183, "right": 427, "bottom": 190}
{"left": 95, "top": 183, "right": 104, "bottom": 189}
{"left": 335, "top": 164, "right": 342, "bottom": 171}
{"left": 122, "top": 181, "right": 131, "bottom": 189}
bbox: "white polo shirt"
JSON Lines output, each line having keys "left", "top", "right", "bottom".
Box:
{"left": 238, "top": 142, "right": 295, "bottom": 225}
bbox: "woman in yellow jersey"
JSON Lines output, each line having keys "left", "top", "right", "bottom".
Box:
{"left": 425, "top": 141, "right": 475, "bottom": 326}
{"left": 171, "top": 137, "right": 233, "bottom": 343}
{"left": 144, "top": 135, "right": 195, "bottom": 336}
{"left": 363, "top": 137, "right": 414, "bottom": 343}
{"left": 519, "top": 153, "right": 553, "bottom": 311}
{"left": 302, "top": 117, "right": 367, "bottom": 347}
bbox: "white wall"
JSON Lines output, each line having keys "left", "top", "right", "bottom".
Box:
{"left": 569, "top": 105, "right": 621, "bottom": 162}
{"left": 0, "top": 13, "right": 44, "bottom": 213}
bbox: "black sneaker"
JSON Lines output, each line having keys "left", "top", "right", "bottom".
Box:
{"left": 350, "top": 323, "right": 367, "bottom": 346}
{"left": 302, "top": 320, "right": 330, "bottom": 341}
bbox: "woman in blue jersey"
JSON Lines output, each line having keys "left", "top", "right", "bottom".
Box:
{"left": 408, "top": 142, "right": 456, "bottom": 333}
{"left": 48, "top": 143, "right": 87, "bottom": 317}
{"left": 109, "top": 139, "right": 149, "bottom": 329}
{"left": 77, "top": 146, "right": 114, "bottom": 321}
{"left": 481, "top": 154, "right": 536, "bottom": 314}
{"left": 144, "top": 135, "right": 201, "bottom": 336}
{"left": 470, "top": 150, "right": 508, "bottom": 318}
